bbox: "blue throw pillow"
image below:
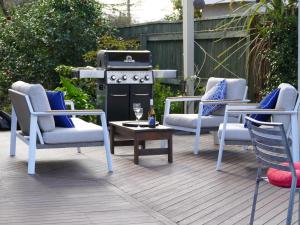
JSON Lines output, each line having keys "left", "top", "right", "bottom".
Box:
{"left": 202, "top": 80, "right": 227, "bottom": 116}
{"left": 245, "top": 88, "right": 280, "bottom": 127}
{"left": 46, "top": 91, "right": 75, "bottom": 128}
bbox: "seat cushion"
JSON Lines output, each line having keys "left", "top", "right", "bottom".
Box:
{"left": 267, "top": 163, "right": 300, "bottom": 188}
{"left": 165, "top": 114, "right": 238, "bottom": 129}
{"left": 42, "top": 118, "right": 103, "bottom": 144}
{"left": 218, "top": 123, "right": 251, "bottom": 141}
{"left": 12, "top": 81, "right": 55, "bottom": 132}
{"left": 202, "top": 79, "right": 226, "bottom": 116}
{"left": 273, "top": 83, "right": 298, "bottom": 130}
{"left": 46, "top": 91, "right": 74, "bottom": 128}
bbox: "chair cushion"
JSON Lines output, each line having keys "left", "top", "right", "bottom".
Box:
{"left": 273, "top": 83, "right": 298, "bottom": 130}
{"left": 11, "top": 81, "right": 55, "bottom": 132}
{"left": 42, "top": 118, "right": 103, "bottom": 144}
{"left": 245, "top": 88, "right": 280, "bottom": 127}
{"left": 267, "top": 163, "right": 300, "bottom": 188}
{"left": 165, "top": 114, "right": 238, "bottom": 129}
{"left": 46, "top": 91, "right": 74, "bottom": 128}
{"left": 206, "top": 77, "right": 246, "bottom": 100}
{"left": 202, "top": 80, "right": 226, "bottom": 116}
{"left": 218, "top": 123, "right": 251, "bottom": 141}
{"left": 206, "top": 77, "right": 247, "bottom": 116}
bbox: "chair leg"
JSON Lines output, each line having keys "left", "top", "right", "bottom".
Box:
{"left": 216, "top": 110, "right": 228, "bottom": 171}
{"left": 10, "top": 107, "right": 17, "bottom": 157}
{"left": 286, "top": 179, "right": 297, "bottom": 225}
{"left": 249, "top": 169, "right": 261, "bottom": 225}
{"left": 193, "top": 102, "right": 203, "bottom": 155}
{"left": 28, "top": 115, "right": 37, "bottom": 175}
{"left": 100, "top": 114, "right": 113, "bottom": 172}
{"left": 298, "top": 192, "right": 300, "bottom": 225}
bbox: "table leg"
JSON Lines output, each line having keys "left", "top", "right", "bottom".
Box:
{"left": 110, "top": 125, "right": 115, "bottom": 154}
{"left": 168, "top": 135, "right": 173, "bottom": 163}
{"left": 134, "top": 138, "right": 139, "bottom": 164}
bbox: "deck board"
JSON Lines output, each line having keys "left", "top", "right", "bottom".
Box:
{"left": 0, "top": 131, "right": 298, "bottom": 224}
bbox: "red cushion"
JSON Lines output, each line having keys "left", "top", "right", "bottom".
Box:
{"left": 267, "top": 163, "right": 300, "bottom": 188}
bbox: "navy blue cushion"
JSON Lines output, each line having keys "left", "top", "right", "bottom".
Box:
{"left": 202, "top": 80, "right": 227, "bottom": 116}
{"left": 46, "top": 91, "right": 74, "bottom": 128}
{"left": 245, "top": 88, "right": 280, "bottom": 127}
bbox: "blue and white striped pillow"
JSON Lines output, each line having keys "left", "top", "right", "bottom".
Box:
{"left": 202, "top": 80, "right": 227, "bottom": 116}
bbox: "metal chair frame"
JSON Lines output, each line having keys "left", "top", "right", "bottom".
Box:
{"left": 246, "top": 116, "right": 299, "bottom": 225}
{"left": 9, "top": 89, "right": 113, "bottom": 175}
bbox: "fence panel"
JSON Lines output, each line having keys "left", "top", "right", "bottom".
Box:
{"left": 118, "top": 16, "right": 253, "bottom": 97}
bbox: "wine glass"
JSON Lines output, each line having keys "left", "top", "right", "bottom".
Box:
{"left": 133, "top": 103, "right": 141, "bottom": 121}
{"left": 134, "top": 108, "right": 143, "bottom": 128}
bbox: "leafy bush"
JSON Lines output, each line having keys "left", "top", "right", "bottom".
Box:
{"left": 83, "top": 34, "right": 140, "bottom": 66}
{"left": 153, "top": 80, "right": 183, "bottom": 122}
{"left": 0, "top": 0, "right": 112, "bottom": 108}
{"left": 55, "top": 76, "right": 96, "bottom": 122}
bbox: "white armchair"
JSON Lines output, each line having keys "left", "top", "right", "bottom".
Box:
{"left": 163, "top": 77, "right": 248, "bottom": 154}
{"left": 9, "top": 81, "right": 112, "bottom": 175}
{"left": 216, "top": 83, "right": 300, "bottom": 170}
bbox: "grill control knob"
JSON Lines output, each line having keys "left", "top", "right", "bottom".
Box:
{"left": 133, "top": 75, "right": 139, "bottom": 81}
{"left": 117, "top": 78, "right": 122, "bottom": 83}
{"left": 110, "top": 75, "right": 116, "bottom": 81}
{"left": 145, "top": 75, "right": 150, "bottom": 80}
{"left": 122, "top": 75, "right": 127, "bottom": 80}
{"left": 140, "top": 78, "right": 145, "bottom": 83}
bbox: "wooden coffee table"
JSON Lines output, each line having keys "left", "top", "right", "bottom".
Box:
{"left": 109, "top": 121, "right": 173, "bottom": 164}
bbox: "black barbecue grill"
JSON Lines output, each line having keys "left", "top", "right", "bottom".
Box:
{"left": 96, "top": 50, "right": 154, "bottom": 121}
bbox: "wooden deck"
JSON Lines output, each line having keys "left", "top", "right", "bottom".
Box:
{"left": 0, "top": 131, "right": 298, "bottom": 225}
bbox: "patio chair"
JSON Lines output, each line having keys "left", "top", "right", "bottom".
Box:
{"left": 9, "top": 81, "right": 112, "bottom": 175}
{"left": 163, "top": 77, "right": 248, "bottom": 154}
{"left": 246, "top": 117, "right": 300, "bottom": 225}
{"left": 216, "top": 83, "right": 300, "bottom": 170}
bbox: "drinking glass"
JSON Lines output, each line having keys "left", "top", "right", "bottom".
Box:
{"left": 134, "top": 108, "right": 143, "bottom": 128}
{"left": 133, "top": 103, "right": 141, "bottom": 121}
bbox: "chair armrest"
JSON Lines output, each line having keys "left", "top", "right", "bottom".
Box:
{"left": 226, "top": 108, "right": 297, "bottom": 115}
{"left": 32, "top": 109, "right": 104, "bottom": 116}
{"left": 64, "top": 100, "right": 75, "bottom": 110}
{"left": 226, "top": 103, "right": 259, "bottom": 111}
{"left": 201, "top": 99, "right": 251, "bottom": 105}
{"left": 166, "top": 96, "right": 202, "bottom": 102}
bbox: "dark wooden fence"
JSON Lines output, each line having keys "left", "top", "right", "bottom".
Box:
{"left": 117, "top": 15, "right": 258, "bottom": 99}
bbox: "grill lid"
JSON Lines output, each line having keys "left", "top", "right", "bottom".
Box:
{"left": 97, "top": 50, "right": 152, "bottom": 70}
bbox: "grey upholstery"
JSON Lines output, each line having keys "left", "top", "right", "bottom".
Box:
{"left": 218, "top": 83, "right": 298, "bottom": 142}
{"left": 207, "top": 78, "right": 247, "bottom": 116}
{"left": 165, "top": 114, "right": 238, "bottom": 129}
{"left": 42, "top": 118, "right": 104, "bottom": 144}
{"left": 12, "top": 81, "right": 55, "bottom": 132}
{"left": 273, "top": 83, "right": 298, "bottom": 130}
{"left": 218, "top": 123, "right": 250, "bottom": 141}
{"left": 206, "top": 77, "right": 247, "bottom": 100}
{"left": 164, "top": 77, "right": 247, "bottom": 129}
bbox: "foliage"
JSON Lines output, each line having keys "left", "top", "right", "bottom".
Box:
{"left": 55, "top": 65, "right": 97, "bottom": 106}
{"left": 55, "top": 76, "right": 96, "bottom": 122}
{"left": 219, "top": 0, "right": 297, "bottom": 98}
{"left": 0, "top": 0, "right": 112, "bottom": 109}
{"left": 153, "top": 80, "right": 183, "bottom": 123}
{"left": 165, "top": 0, "right": 201, "bottom": 21}
{"left": 83, "top": 34, "right": 140, "bottom": 66}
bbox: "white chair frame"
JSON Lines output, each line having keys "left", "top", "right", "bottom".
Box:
{"left": 9, "top": 89, "right": 113, "bottom": 175}
{"left": 216, "top": 98, "right": 300, "bottom": 170}
{"left": 163, "top": 86, "right": 248, "bottom": 155}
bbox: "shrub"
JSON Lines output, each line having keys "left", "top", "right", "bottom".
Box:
{"left": 0, "top": 0, "right": 112, "bottom": 108}
{"left": 153, "top": 80, "right": 183, "bottom": 122}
